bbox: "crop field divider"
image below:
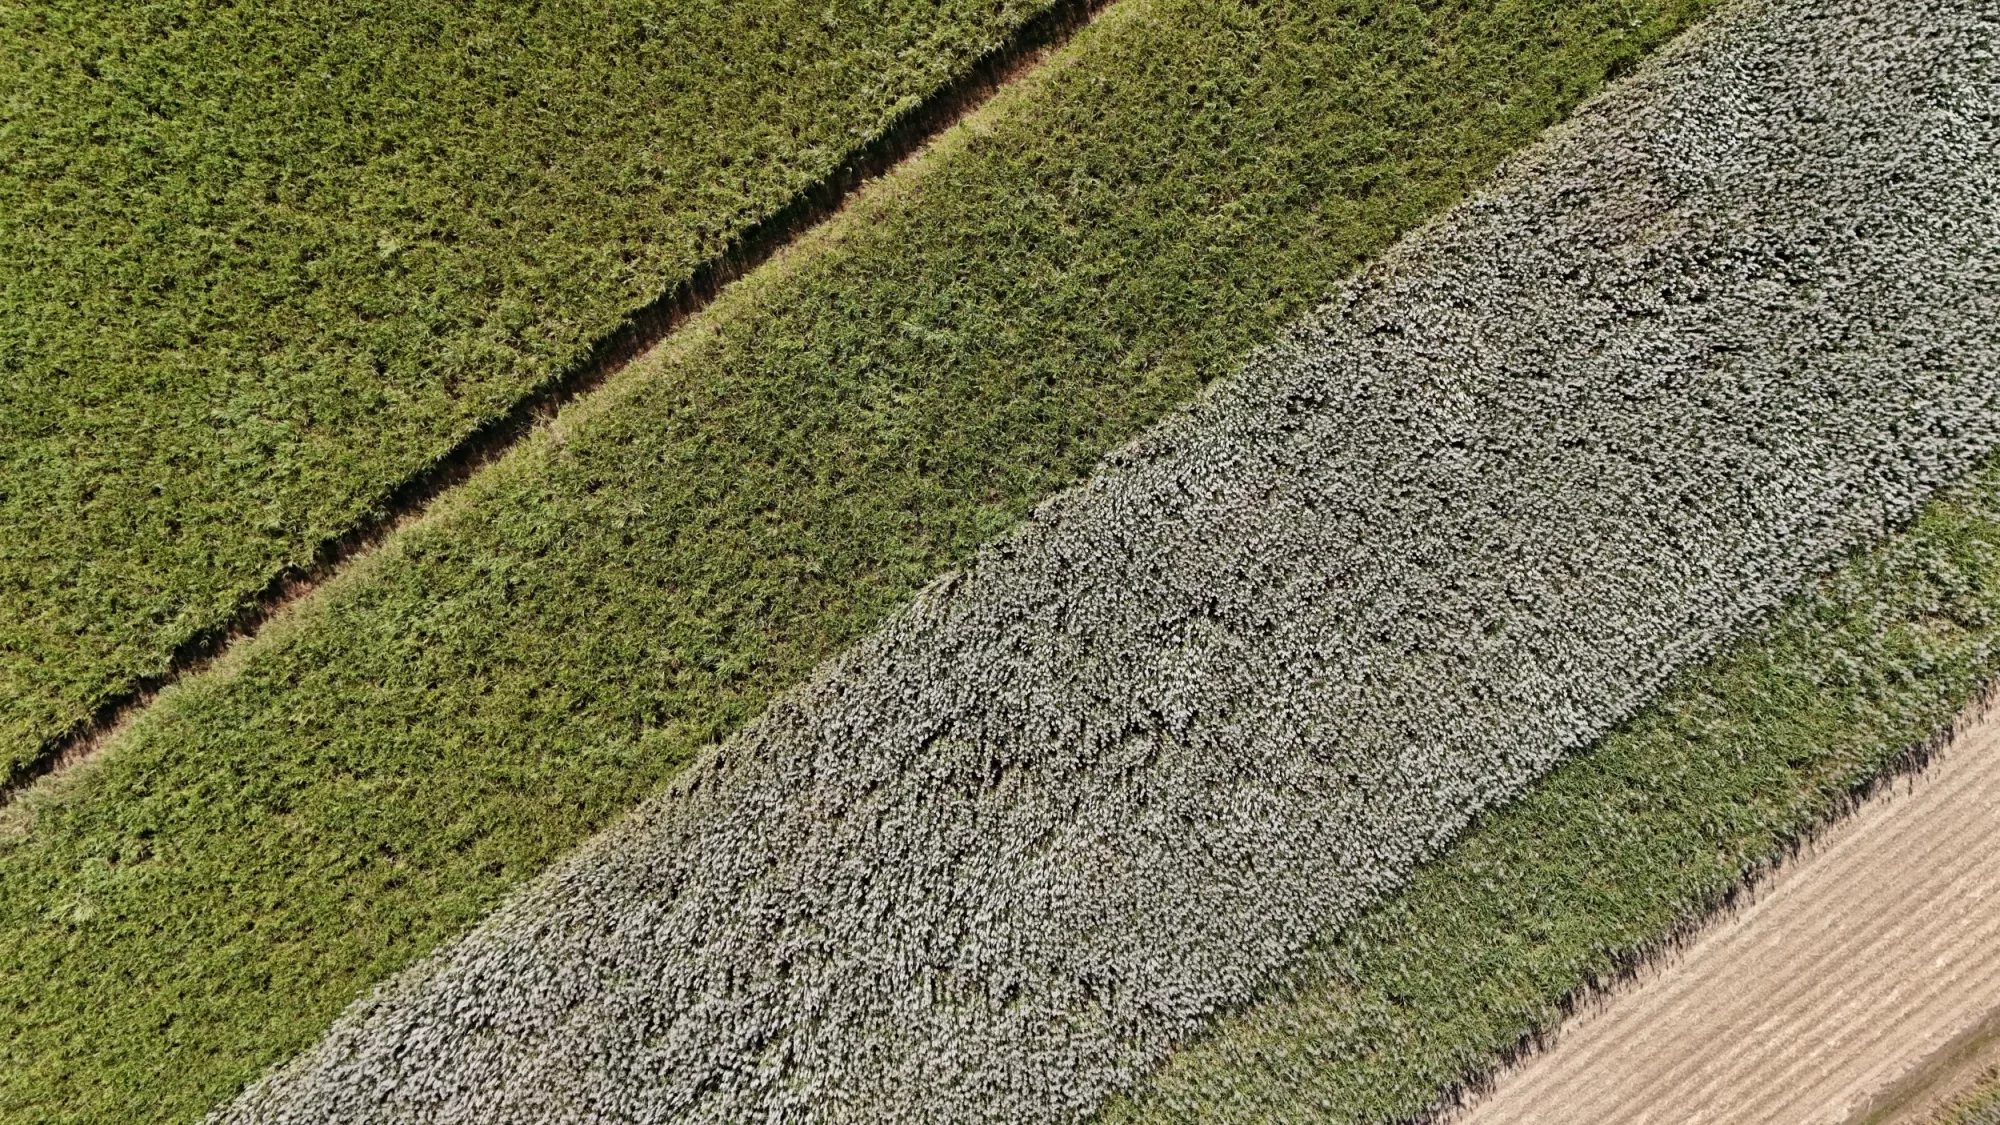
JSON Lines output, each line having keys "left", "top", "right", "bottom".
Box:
{"left": 0, "top": 0, "right": 1110, "bottom": 810}
{"left": 1425, "top": 678, "right": 2000, "bottom": 1124}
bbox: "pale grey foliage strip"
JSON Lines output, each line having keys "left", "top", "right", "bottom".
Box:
{"left": 218, "top": 0, "right": 2000, "bottom": 1120}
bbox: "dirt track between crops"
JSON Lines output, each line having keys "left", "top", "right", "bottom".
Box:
{"left": 1457, "top": 706, "right": 2000, "bottom": 1125}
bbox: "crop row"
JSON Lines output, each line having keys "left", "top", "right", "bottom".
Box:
{"left": 218, "top": 0, "right": 2000, "bottom": 1117}
{"left": 0, "top": 0, "right": 1062, "bottom": 783}
{"left": 0, "top": 0, "right": 1715, "bottom": 1119}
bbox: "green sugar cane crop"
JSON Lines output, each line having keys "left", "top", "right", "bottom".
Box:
{"left": 0, "top": 0, "right": 1714, "bottom": 1120}
{"left": 0, "top": 0, "right": 1061, "bottom": 783}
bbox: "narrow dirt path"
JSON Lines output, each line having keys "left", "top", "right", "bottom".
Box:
{"left": 1457, "top": 705, "right": 2000, "bottom": 1125}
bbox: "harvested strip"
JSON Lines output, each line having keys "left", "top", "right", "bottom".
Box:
{"left": 0, "top": 0, "right": 1065, "bottom": 783}
{"left": 0, "top": 1, "right": 1712, "bottom": 1120}
{"left": 221, "top": 0, "right": 2000, "bottom": 1118}
{"left": 1453, "top": 708, "right": 2000, "bottom": 1125}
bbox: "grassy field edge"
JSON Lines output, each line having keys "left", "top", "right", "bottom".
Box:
{"left": 1932, "top": 1071, "right": 2000, "bottom": 1125}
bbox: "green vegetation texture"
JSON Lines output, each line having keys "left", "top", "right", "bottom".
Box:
{"left": 0, "top": 0, "right": 1711, "bottom": 1120}
{"left": 1102, "top": 458, "right": 2000, "bottom": 1123}
{"left": 1937, "top": 1071, "right": 2000, "bottom": 1125}
{"left": 0, "top": 0, "right": 1054, "bottom": 781}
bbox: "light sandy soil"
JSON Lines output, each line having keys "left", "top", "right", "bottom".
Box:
{"left": 1457, "top": 706, "right": 2000, "bottom": 1125}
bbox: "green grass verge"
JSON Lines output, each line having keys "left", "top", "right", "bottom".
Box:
{"left": 1101, "top": 456, "right": 2000, "bottom": 1123}
{"left": 0, "top": 0, "right": 1713, "bottom": 1120}
{"left": 0, "top": 0, "right": 1056, "bottom": 781}
{"left": 1936, "top": 1071, "right": 2000, "bottom": 1125}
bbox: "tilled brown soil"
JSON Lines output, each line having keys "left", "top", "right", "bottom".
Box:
{"left": 1457, "top": 707, "right": 2000, "bottom": 1125}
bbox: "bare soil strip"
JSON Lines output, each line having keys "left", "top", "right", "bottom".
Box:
{"left": 0, "top": 0, "right": 1107, "bottom": 810}
{"left": 1456, "top": 706, "right": 2000, "bottom": 1125}
{"left": 215, "top": 0, "right": 1999, "bottom": 1119}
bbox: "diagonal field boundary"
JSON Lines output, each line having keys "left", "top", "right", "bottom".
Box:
{"left": 0, "top": 0, "right": 1112, "bottom": 809}
{"left": 217, "top": 0, "right": 2000, "bottom": 1119}
{"left": 1453, "top": 704, "right": 2000, "bottom": 1124}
